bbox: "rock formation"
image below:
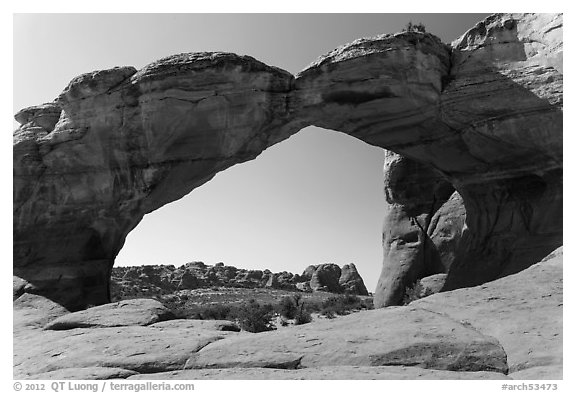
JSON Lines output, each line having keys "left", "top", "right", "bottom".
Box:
{"left": 110, "top": 261, "right": 369, "bottom": 301}
{"left": 437, "top": 14, "right": 563, "bottom": 294}
{"left": 376, "top": 151, "right": 456, "bottom": 306}
{"left": 43, "top": 299, "right": 173, "bottom": 330}
{"left": 13, "top": 247, "right": 562, "bottom": 379}
{"left": 13, "top": 13, "right": 562, "bottom": 311}
{"left": 308, "top": 264, "right": 341, "bottom": 293}
{"left": 13, "top": 54, "right": 299, "bottom": 310}
{"left": 339, "top": 263, "right": 369, "bottom": 295}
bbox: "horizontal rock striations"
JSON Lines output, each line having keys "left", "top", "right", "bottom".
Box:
{"left": 13, "top": 13, "right": 562, "bottom": 310}
{"left": 13, "top": 248, "right": 562, "bottom": 379}
{"left": 14, "top": 54, "right": 301, "bottom": 310}
{"left": 438, "top": 14, "right": 563, "bottom": 291}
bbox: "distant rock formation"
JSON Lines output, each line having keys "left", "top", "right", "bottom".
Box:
{"left": 339, "top": 263, "right": 369, "bottom": 296}
{"left": 110, "top": 261, "right": 369, "bottom": 301}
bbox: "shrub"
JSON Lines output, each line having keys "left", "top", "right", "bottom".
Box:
{"left": 403, "top": 21, "right": 426, "bottom": 33}
{"left": 277, "top": 294, "right": 312, "bottom": 325}
{"left": 294, "top": 304, "right": 312, "bottom": 325}
{"left": 200, "top": 303, "right": 232, "bottom": 320}
{"left": 278, "top": 295, "right": 299, "bottom": 319}
{"left": 320, "top": 294, "right": 362, "bottom": 317}
{"left": 232, "top": 299, "right": 275, "bottom": 333}
{"left": 402, "top": 279, "right": 432, "bottom": 305}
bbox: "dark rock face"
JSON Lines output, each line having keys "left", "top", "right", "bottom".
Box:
{"left": 376, "top": 151, "right": 456, "bottom": 306}
{"left": 376, "top": 159, "right": 467, "bottom": 306}
{"left": 428, "top": 192, "right": 467, "bottom": 272}
{"left": 13, "top": 13, "right": 562, "bottom": 310}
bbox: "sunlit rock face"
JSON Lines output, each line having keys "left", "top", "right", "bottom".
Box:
{"left": 13, "top": 53, "right": 299, "bottom": 310}
{"left": 292, "top": 31, "right": 452, "bottom": 151}
{"left": 13, "top": 13, "right": 562, "bottom": 310}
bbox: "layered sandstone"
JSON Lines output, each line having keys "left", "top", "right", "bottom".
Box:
{"left": 14, "top": 54, "right": 300, "bottom": 309}
{"left": 440, "top": 14, "right": 563, "bottom": 290}
{"left": 294, "top": 13, "right": 562, "bottom": 306}
{"left": 110, "top": 261, "right": 369, "bottom": 300}
{"left": 13, "top": 247, "right": 562, "bottom": 379}
{"left": 13, "top": 13, "right": 562, "bottom": 311}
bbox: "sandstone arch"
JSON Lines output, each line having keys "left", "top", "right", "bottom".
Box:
{"left": 13, "top": 13, "right": 562, "bottom": 310}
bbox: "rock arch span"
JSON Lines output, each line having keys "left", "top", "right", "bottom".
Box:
{"left": 13, "top": 13, "right": 562, "bottom": 310}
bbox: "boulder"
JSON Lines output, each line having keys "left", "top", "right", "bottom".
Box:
{"left": 245, "top": 270, "right": 263, "bottom": 280}
{"left": 265, "top": 273, "right": 280, "bottom": 289}
{"left": 178, "top": 272, "right": 199, "bottom": 290}
{"left": 309, "top": 264, "right": 342, "bottom": 293}
{"left": 44, "top": 299, "right": 173, "bottom": 330}
{"left": 13, "top": 293, "right": 69, "bottom": 331}
{"left": 339, "top": 263, "right": 369, "bottom": 295}
{"left": 301, "top": 265, "right": 317, "bottom": 279}
{"left": 418, "top": 274, "right": 447, "bottom": 296}
{"left": 14, "top": 102, "right": 62, "bottom": 131}
{"left": 13, "top": 276, "right": 29, "bottom": 300}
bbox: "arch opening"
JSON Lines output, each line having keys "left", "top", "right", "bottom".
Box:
{"left": 115, "top": 126, "right": 387, "bottom": 293}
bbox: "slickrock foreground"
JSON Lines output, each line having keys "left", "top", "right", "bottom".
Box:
{"left": 13, "top": 248, "right": 562, "bottom": 379}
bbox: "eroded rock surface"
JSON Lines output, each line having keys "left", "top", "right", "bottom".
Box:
{"left": 414, "top": 247, "right": 563, "bottom": 379}
{"left": 44, "top": 299, "right": 173, "bottom": 330}
{"left": 339, "top": 263, "right": 369, "bottom": 295}
{"left": 14, "top": 54, "right": 299, "bottom": 310}
{"left": 111, "top": 261, "right": 368, "bottom": 300}
{"left": 14, "top": 320, "right": 239, "bottom": 378}
{"left": 191, "top": 306, "right": 508, "bottom": 372}
{"left": 375, "top": 151, "right": 456, "bottom": 306}
{"left": 13, "top": 247, "right": 561, "bottom": 380}
{"left": 439, "top": 13, "right": 563, "bottom": 291}
{"left": 13, "top": 13, "right": 562, "bottom": 315}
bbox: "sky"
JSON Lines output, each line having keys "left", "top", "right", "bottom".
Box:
{"left": 13, "top": 13, "right": 489, "bottom": 292}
